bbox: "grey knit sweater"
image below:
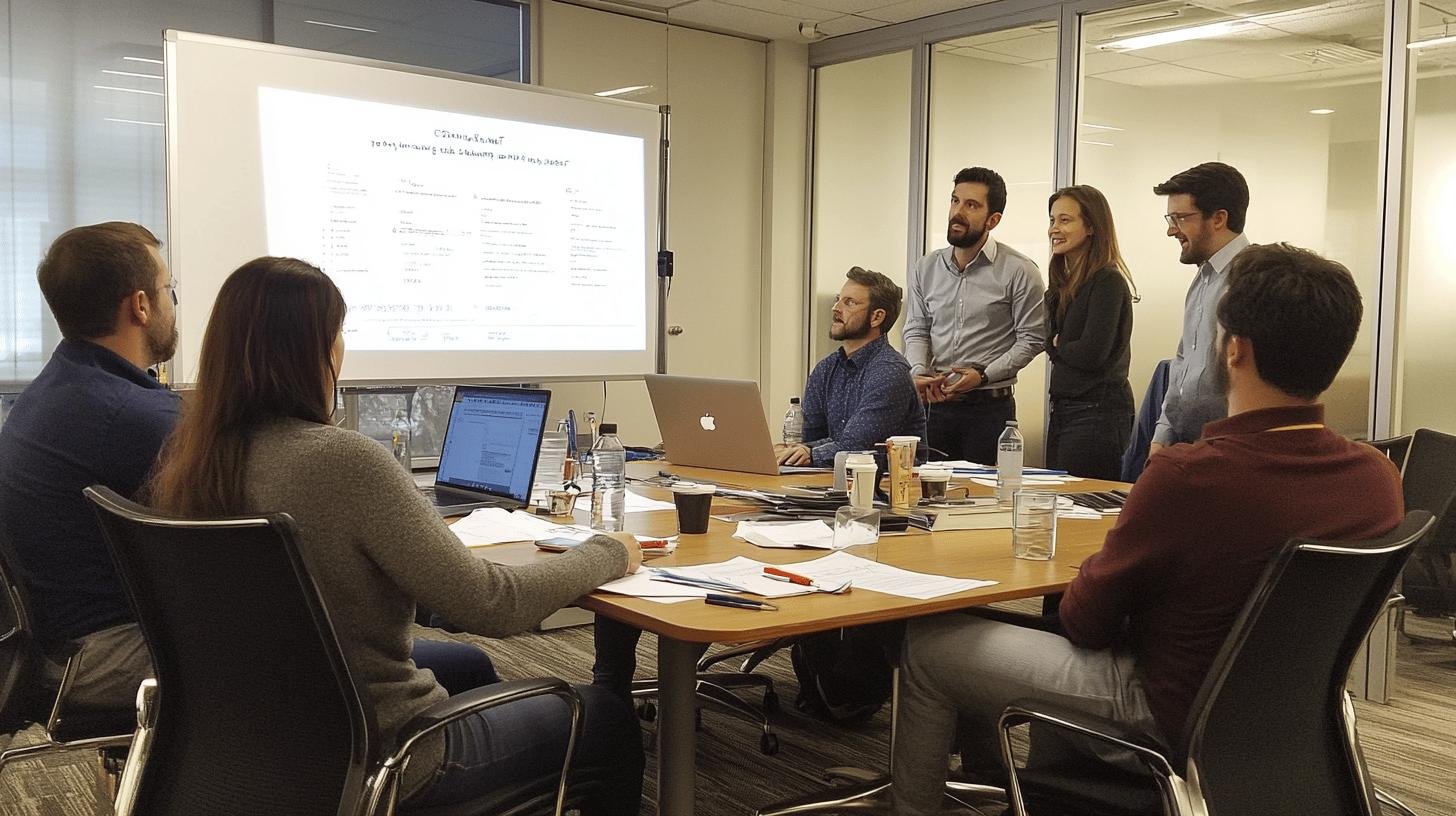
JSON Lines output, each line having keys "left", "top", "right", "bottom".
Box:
{"left": 241, "top": 419, "right": 628, "bottom": 796}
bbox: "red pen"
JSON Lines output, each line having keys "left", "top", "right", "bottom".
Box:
{"left": 763, "top": 566, "right": 813, "bottom": 586}
{"left": 639, "top": 538, "right": 671, "bottom": 549}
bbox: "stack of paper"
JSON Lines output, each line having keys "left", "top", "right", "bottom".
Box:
{"left": 732, "top": 520, "right": 835, "bottom": 549}
{"left": 597, "top": 556, "right": 816, "bottom": 604}
{"left": 777, "top": 551, "right": 997, "bottom": 600}
{"left": 449, "top": 508, "right": 593, "bottom": 547}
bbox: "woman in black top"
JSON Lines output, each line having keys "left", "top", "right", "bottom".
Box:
{"left": 1044, "top": 185, "right": 1137, "bottom": 480}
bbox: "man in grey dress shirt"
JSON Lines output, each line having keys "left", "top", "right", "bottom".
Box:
{"left": 1148, "top": 162, "right": 1250, "bottom": 458}
{"left": 902, "top": 167, "right": 1046, "bottom": 465}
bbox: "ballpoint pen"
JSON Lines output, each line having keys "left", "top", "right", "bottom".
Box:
{"left": 705, "top": 593, "right": 778, "bottom": 611}
{"left": 762, "top": 566, "right": 852, "bottom": 594}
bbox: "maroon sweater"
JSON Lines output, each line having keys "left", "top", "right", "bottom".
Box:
{"left": 1059, "top": 404, "right": 1402, "bottom": 745}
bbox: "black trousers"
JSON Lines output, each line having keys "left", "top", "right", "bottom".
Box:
{"left": 926, "top": 396, "right": 1016, "bottom": 465}
{"left": 1046, "top": 395, "right": 1134, "bottom": 481}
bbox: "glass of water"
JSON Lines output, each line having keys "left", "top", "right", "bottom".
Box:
{"left": 1012, "top": 489, "right": 1058, "bottom": 560}
{"left": 832, "top": 506, "right": 882, "bottom": 562}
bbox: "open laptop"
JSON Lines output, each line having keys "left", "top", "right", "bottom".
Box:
{"left": 646, "top": 374, "right": 822, "bottom": 476}
{"left": 420, "top": 385, "right": 551, "bottom": 516}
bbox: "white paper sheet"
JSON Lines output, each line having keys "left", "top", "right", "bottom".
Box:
{"left": 732, "top": 520, "right": 835, "bottom": 549}
{"left": 774, "top": 551, "right": 997, "bottom": 600}
{"left": 448, "top": 508, "right": 592, "bottom": 547}
{"left": 573, "top": 488, "right": 677, "bottom": 514}
{"left": 596, "top": 556, "right": 814, "bottom": 604}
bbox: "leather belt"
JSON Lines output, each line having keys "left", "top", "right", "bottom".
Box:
{"left": 946, "top": 386, "right": 1013, "bottom": 404}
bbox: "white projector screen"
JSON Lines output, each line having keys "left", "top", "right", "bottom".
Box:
{"left": 164, "top": 31, "right": 661, "bottom": 385}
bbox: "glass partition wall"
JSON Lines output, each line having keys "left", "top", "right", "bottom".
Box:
{"left": 811, "top": 0, "right": 1436, "bottom": 457}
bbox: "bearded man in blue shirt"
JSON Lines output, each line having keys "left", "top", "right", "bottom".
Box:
{"left": 775, "top": 266, "right": 926, "bottom": 467}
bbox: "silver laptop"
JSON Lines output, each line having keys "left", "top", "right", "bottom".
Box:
{"left": 420, "top": 385, "right": 551, "bottom": 516}
{"left": 645, "top": 374, "right": 818, "bottom": 476}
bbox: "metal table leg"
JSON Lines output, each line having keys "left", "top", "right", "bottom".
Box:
{"left": 658, "top": 636, "right": 700, "bottom": 815}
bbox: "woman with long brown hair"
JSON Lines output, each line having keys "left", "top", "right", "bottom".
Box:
{"left": 1044, "top": 185, "right": 1137, "bottom": 480}
{"left": 148, "top": 257, "right": 643, "bottom": 811}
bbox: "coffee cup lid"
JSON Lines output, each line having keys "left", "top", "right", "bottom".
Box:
{"left": 919, "top": 466, "right": 951, "bottom": 480}
{"left": 849, "top": 462, "right": 879, "bottom": 472}
{"left": 887, "top": 435, "right": 920, "bottom": 445}
{"left": 671, "top": 481, "right": 716, "bottom": 495}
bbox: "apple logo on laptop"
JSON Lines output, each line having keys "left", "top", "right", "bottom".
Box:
{"left": 700, "top": 412, "right": 717, "bottom": 431}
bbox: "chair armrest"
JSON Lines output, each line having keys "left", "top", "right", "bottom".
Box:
{"left": 380, "top": 677, "right": 581, "bottom": 768}
{"left": 998, "top": 697, "right": 1176, "bottom": 777}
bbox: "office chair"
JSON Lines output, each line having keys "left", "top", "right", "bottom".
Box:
{"left": 632, "top": 638, "right": 788, "bottom": 755}
{"left": 85, "top": 485, "right": 592, "bottom": 816}
{"left": 0, "top": 522, "right": 133, "bottom": 795}
{"left": 1372, "top": 429, "right": 1456, "bottom": 645}
{"left": 996, "top": 511, "right": 1433, "bottom": 816}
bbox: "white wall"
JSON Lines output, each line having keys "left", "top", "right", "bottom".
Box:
{"left": 537, "top": 1, "right": 772, "bottom": 446}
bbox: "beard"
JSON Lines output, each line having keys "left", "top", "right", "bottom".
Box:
{"left": 1179, "top": 236, "right": 1210, "bottom": 265}
{"left": 947, "top": 219, "right": 984, "bottom": 249}
{"left": 146, "top": 319, "right": 179, "bottom": 365}
{"left": 830, "top": 314, "right": 871, "bottom": 342}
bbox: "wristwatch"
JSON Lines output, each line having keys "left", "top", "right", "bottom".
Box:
{"left": 967, "top": 362, "right": 988, "bottom": 386}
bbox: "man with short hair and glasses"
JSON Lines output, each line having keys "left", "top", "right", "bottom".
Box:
{"left": 903, "top": 167, "right": 1046, "bottom": 465}
{"left": 776, "top": 266, "right": 925, "bottom": 467}
{"left": 1148, "top": 161, "right": 1251, "bottom": 459}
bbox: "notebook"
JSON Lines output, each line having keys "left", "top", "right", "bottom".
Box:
{"left": 645, "top": 374, "right": 821, "bottom": 476}
{"left": 420, "top": 386, "right": 551, "bottom": 516}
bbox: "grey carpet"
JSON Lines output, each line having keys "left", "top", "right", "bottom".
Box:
{"left": 4, "top": 608, "right": 1453, "bottom": 815}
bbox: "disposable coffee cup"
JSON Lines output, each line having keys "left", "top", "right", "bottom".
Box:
{"left": 671, "top": 482, "right": 716, "bottom": 534}
{"left": 919, "top": 466, "right": 952, "bottom": 501}
{"left": 848, "top": 463, "right": 879, "bottom": 510}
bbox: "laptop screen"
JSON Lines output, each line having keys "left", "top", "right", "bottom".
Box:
{"left": 436, "top": 386, "right": 551, "bottom": 502}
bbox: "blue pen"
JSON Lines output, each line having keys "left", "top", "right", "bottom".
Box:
{"left": 705, "top": 593, "right": 778, "bottom": 611}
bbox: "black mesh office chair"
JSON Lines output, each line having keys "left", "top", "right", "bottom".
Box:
{"left": 0, "top": 521, "right": 133, "bottom": 790}
{"left": 631, "top": 638, "right": 788, "bottom": 755}
{"left": 997, "top": 511, "right": 1433, "bottom": 816}
{"left": 1373, "top": 429, "right": 1456, "bottom": 644}
{"left": 85, "top": 485, "right": 591, "bottom": 816}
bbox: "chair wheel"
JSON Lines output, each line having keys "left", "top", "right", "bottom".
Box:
{"left": 760, "top": 732, "right": 780, "bottom": 755}
{"left": 763, "top": 688, "right": 780, "bottom": 714}
{"left": 637, "top": 702, "right": 657, "bottom": 722}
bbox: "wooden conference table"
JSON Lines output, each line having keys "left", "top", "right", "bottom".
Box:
{"left": 478, "top": 462, "right": 1124, "bottom": 816}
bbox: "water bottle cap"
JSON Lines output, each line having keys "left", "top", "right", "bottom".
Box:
{"left": 790, "top": 397, "right": 800, "bottom": 404}
{"left": 599, "top": 423, "right": 618, "bottom": 434}
{"left": 1006, "top": 421, "right": 1019, "bottom": 427}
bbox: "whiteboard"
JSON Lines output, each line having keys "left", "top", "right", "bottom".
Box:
{"left": 164, "top": 31, "right": 661, "bottom": 385}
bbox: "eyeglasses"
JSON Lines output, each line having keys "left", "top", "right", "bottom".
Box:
{"left": 1163, "top": 211, "right": 1204, "bottom": 228}
{"left": 163, "top": 280, "right": 178, "bottom": 306}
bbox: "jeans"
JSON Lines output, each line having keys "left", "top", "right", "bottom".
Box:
{"left": 1046, "top": 395, "right": 1133, "bottom": 481}
{"left": 411, "top": 637, "right": 499, "bottom": 694}
{"left": 592, "top": 614, "right": 709, "bottom": 702}
{"left": 408, "top": 682, "right": 644, "bottom": 814}
{"left": 925, "top": 396, "right": 1016, "bottom": 465}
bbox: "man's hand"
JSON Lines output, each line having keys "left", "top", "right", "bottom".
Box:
{"left": 603, "top": 531, "right": 643, "bottom": 575}
{"left": 775, "top": 443, "right": 812, "bottom": 466}
{"left": 941, "top": 367, "right": 986, "bottom": 397}
{"left": 1146, "top": 442, "right": 1165, "bottom": 464}
{"left": 914, "top": 373, "right": 950, "bottom": 404}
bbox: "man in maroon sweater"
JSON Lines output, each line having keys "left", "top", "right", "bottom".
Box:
{"left": 890, "top": 243, "right": 1403, "bottom": 816}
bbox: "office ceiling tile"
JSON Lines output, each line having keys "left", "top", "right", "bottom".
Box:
{"left": 815, "top": 14, "right": 886, "bottom": 36}
{"left": 721, "top": 0, "right": 843, "bottom": 21}
{"left": 946, "top": 47, "right": 1032, "bottom": 65}
{"left": 1081, "top": 49, "right": 1158, "bottom": 75}
{"left": 1093, "top": 60, "right": 1236, "bottom": 86}
{"left": 866, "top": 0, "right": 999, "bottom": 25}
{"left": 1176, "top": 50, "right": 1328, "bottom": 79}
{"left": 798, "top": 0, "right": 895, "bottom": 13}
{"left": 665, "top": 0, "right": 803, "bottom": 38}
{"left": 970, "top": 30, "right": 1059, "bottom": 60}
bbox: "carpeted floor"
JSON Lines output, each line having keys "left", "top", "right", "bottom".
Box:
{"left": 3, "top": 609, "right": 1453, "bottom": 815}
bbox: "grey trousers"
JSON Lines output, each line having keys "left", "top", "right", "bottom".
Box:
{"left": 890, "top": 613, "right": 1159, "bottom": 816}
{"left": 39, "top": 622, "right": 153, "bottom": 714}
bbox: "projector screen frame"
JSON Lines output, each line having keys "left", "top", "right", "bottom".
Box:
{"left": 163, "top": 30, "right": 670, "bottom": 388}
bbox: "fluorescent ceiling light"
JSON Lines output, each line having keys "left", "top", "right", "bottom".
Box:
{"left": 102, "top": 68, "right": 162, "bottom": 80}
{"left": 94, "top": 84, "right": 164, "bottom": 96}
{"left": 304, "top": 19, "right": 378, "bottom": 33}
{"left": 105, "top": 117, "right": 164, "bottom": 127}
{"left": 594, "top": 85, "right": 653, "bottom": 97}
{"left": 1100, "top": 20, "right": 1248, "bottom": 52}
{"left": 1080, "top": 122, "right": 1124, "bottom": 131}
{"left": 1309, "top": 108, "right": 1335, "bottom": 115}
{"left": 1080, "top": 140, "right": 1115, "bottom": 147}
{"left": 123, "top": 56, "right": 163, "bottom": 65}
{"left": 1408, "top": 34, "right": 1456, "bottom": 50}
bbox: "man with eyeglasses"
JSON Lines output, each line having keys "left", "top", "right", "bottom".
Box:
{"left": 1148, "top": 162, "right": 1250, "bottom": 460}
{"left": 775, "top": 266, "right": 925, "bottom": 467}
{"left": 0, "top": 222, "right": 180, "bottom": 713}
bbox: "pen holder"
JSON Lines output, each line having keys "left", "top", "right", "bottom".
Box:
{"left": 885, "top": 435, "right": 919, "bottom": 511}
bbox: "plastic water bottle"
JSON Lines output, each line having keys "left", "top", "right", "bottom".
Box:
{"left": 995, "top": 421, "right": 1024, "bottom": 506}
{"left": 590, "top": 423, "right": 627, "bottom": 532}
{"left": 782, "top": 397, "right": 804, "bottom": 445}
{"left": 389, "top": 409, "right": 412, "bottom": 470}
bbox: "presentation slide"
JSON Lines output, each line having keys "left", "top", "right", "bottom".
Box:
{"left": 258, "top": 87, "right": 647, "bottom": 352}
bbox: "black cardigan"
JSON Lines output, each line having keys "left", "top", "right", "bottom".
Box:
{"left": 1044, "top": 266, "right": 1133, "bottom": 402}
